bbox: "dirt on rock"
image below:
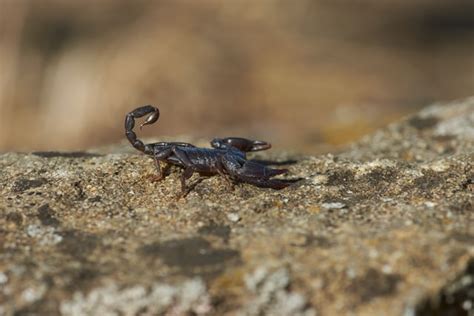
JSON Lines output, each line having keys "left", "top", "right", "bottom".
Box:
{"left": 0, "top": 98, "right": 473, "bottom": 315}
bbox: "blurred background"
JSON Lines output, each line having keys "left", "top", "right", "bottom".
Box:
{"left": 1, "top": 0, "right": 474, "bottom": 152}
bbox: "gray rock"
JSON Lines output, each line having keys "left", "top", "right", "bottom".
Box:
{"left": 0, "top": 98, "right": 473, "bottom": 315}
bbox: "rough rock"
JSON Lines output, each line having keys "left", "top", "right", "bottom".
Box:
{"left": 0, "top": 98, "right": 473, "bottom": 315}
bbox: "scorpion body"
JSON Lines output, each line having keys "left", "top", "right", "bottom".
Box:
{"left": 125, "top": 105, "right": 295, "bottom": 195}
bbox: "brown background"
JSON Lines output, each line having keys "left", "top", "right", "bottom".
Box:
{"left": 1, "top": 0, "right": 473, "bottom": 152}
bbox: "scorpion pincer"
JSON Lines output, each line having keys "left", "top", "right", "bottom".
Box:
{"left": 125, "top": 105, "right": 296, "bottom": 196}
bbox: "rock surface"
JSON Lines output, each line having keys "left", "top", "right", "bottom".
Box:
{"left": 1, "top": 98, "right": 473, "bottom": 315}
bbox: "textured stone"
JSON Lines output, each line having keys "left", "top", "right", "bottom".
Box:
{"left": 0, "top": 98, "right": 473, "bottom": 315}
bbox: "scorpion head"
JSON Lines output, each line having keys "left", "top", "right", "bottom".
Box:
{"left": 211, "top": 137, "right": 271, "bottom": 152}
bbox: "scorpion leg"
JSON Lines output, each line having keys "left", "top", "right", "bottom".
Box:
{"left": 216, "top": 160, "right": 235, "bottom": 190}
{"left": 180, "top": 167, "right": 195, "bottom": 197}
{"left": 146, "top": 158, "right": 167, "bottom": 182}
{"left": 153, "top": 147, "right": 173, "bottom": 180}
{"left": 219, "top": 154, "right": 246, "bottom": 186}
{"left": 169, "top": 147, "right": 198, "bottom": 196}
{"left": 147, "top": 146, "right": 174, "bottom": 182}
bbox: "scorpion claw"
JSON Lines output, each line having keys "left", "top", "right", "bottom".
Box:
{"left": 248, "top": 140, "right": 271, "bottom": 152}
{"left": 211, "top": 137, "right": 271, "bottom": 152}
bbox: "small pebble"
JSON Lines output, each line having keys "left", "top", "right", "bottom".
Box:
{"left": 227, "top": 213, "right": 241, "bottom": 222}
{"left": 424, "top": 201, "right": 437, "bottom": 208}
{"left": 0, "top": 272, "right": 8, "bottom": 284}
{"left": 321, "top": 202, "right": 346, "bottom": 209}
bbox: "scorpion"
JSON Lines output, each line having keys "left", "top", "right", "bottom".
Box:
{"left": 125, "top": 105, "right": 296, "bottom": 196}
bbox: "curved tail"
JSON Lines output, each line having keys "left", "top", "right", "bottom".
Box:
{"left": 125, "top": 105, "right": 160, "bottom": 155}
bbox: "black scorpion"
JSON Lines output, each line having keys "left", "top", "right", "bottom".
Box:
{"left": 125, "top": 105, "right": 296, "bottom": 196}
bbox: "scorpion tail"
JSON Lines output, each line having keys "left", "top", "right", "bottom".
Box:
{"left": 125, "top": 105, "right": 160, "bottom": 155}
